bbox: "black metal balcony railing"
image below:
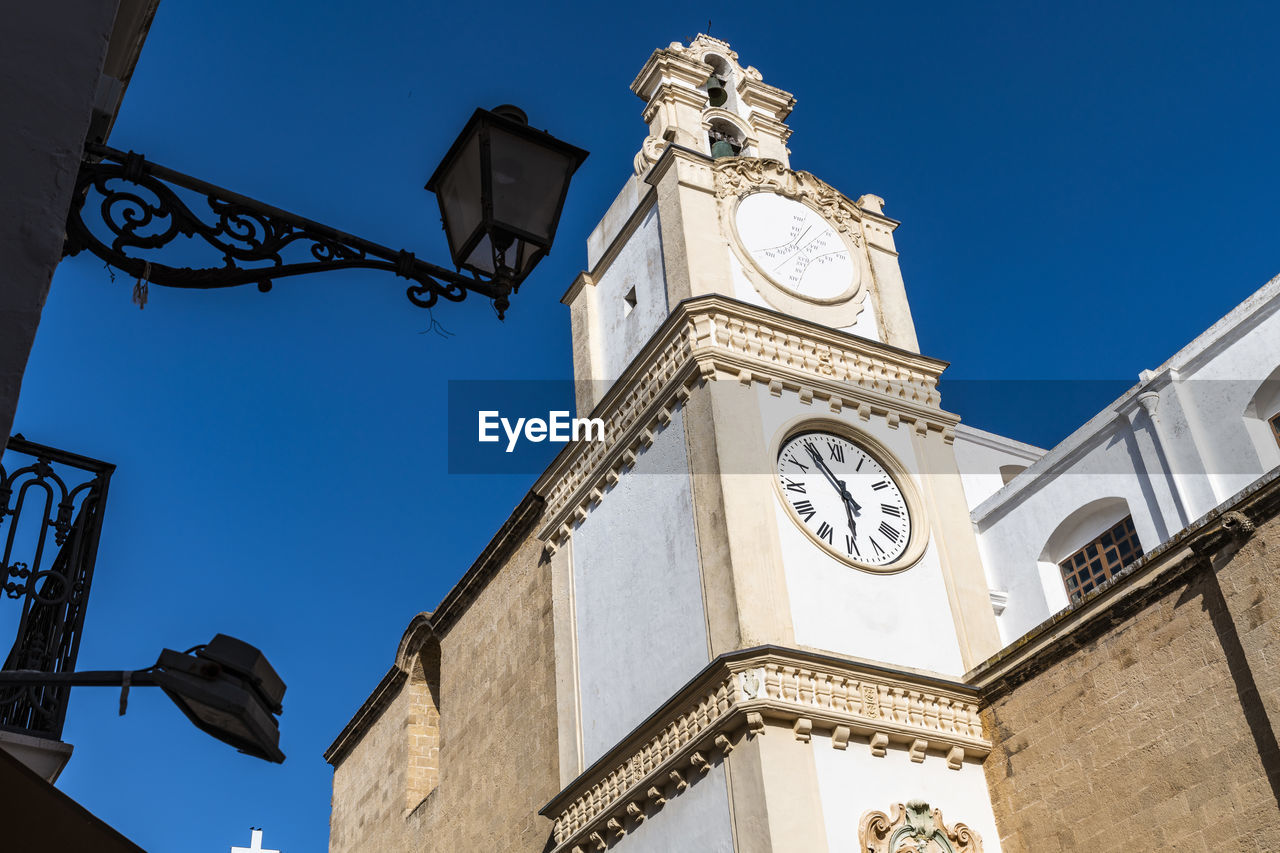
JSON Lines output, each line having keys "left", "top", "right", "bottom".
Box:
{"left": 0, "top": 436, "right": 114, "bottom": 740}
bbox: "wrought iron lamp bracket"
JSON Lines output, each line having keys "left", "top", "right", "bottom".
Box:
{"left": 63, "top": 145, "right": 516, "bottom": 317}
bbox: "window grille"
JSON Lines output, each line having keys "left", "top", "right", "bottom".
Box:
{"left": 1058, "top": 515, "right": 1143, "bottom": 604}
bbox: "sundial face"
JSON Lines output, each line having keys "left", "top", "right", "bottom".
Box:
{"left": 735, "top": 192, "right": 855, "bottom": 302}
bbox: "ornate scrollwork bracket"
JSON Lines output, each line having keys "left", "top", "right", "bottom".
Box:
{"left": 63, "top": 145, "right": 516, "bottom": 318}
{"left": 860, "top": 800, "right": 983, "bottom": 853}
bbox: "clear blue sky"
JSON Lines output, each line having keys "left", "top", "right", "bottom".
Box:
{"left": 12, "top": 1, "right": 1279, "bottom": 850}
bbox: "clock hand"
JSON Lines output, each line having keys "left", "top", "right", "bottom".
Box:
{"left": 804, "top": 443, "right": 863, "bottom": 513}
{"left": 845, "top": 497, "right": 858, "bottom": 540}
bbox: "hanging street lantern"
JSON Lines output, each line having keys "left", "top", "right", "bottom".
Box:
{"left": 427, "top": 105, "right": 589, "bottom": 316}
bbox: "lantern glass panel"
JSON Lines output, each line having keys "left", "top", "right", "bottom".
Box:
{"left": 487, "top": 124, "right": 579, "bottom": 245}
{"left": 435, "top": 127, "right": 484, "bottom": 263}
{"left": 462, "top": 233, "right": 544, "bottom": 279}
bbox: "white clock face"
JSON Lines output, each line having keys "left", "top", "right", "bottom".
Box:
{"left": 776, "top": 430, "right": 912, "bottom": 567}
{"left": 735, "top": 193, "right": 855, "bottom": 300}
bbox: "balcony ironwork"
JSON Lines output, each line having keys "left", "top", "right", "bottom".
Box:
{"left": 0, "top": 436, "right": 114, "bottom": 740}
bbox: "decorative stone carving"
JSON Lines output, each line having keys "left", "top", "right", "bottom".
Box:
{"left": 712, "top": 158, "right": 862, "bottom": 243}
{"left": 535, "top": 296, "right": 955, "bottom": 542}
{"left": 542, "top": 649, "right": 989, "bottom": 853}
{"left": 793, "top": 717, "right": 813, "bottom": 742}
{"left": 860, "top": 800, "right": 984, "bottom": 853}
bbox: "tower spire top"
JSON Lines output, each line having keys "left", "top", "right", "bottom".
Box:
{"left": 629, "top": 36, "right": 796, "bottom": 175}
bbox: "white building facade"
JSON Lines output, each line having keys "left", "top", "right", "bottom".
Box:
{"left": 540, "top": 35, "right": 1280, "bottom": 853}
{"left": 328, "top": 33, "right": 1280, "bottom": 853}
{"left": 971, "top": 276, "right": 1280, "bottom": 644}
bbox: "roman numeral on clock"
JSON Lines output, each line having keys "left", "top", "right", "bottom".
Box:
{"left": 881, "top": 503, "right": 902, "bottom": 518}
{"left": 870, "top": 539, "right": 885, "bottom": 556}
{"left": 878, "top": 521, "right": 901, "bottom": 543}
{"left": 826, "top": 441, "right": 845, "bottom": 463}
{"left": 782, "top": 477, "right": 806, "bottom": 493}
{"left": 871, "top": 480, "right": 891, "bottom": 491}
{"left": 816, "top": 521, "right": 834, "bottom": 543}
{"left": 792, "top": 500, "right": 817, "bottom": 521}
{"left": 845, "top": 534, "right": 858, "bottom": 556}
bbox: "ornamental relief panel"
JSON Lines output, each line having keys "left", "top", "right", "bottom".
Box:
{"left": 860, "top": 800, "right": 984, "bottom": 853}
{"left": 712, "top": 157, "right": 864, "bottom": 242}
{"left": 712, "top": 157, "right": 873, "bottom": 327}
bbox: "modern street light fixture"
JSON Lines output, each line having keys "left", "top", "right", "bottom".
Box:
{"left": 0, "top": 634, "right": 287, "bottom": 763}
{"left": 63, "top": 105, "right": 588, "bottom": 320}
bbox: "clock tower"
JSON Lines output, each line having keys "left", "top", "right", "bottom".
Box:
{"left": 539, "top": 35, "right": 1004, "bottom": 853}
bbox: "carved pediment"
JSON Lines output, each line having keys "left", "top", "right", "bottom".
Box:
{"left": 712, "top": 158, "right": 863, "bottom": 241}
{"left": 860, "top": 800, "right": 983, "bottom": 853}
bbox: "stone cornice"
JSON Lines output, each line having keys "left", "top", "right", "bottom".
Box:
{"left": 322, "top": 493, "right": 544, "bottom": 766}
{"left": 539, "top": 645, "right": 989, "bottom": 853}
{"left": 424, "top": 491, "right": 544, "bottom": 634}
{"left": 323, "top": 665, "right": 407, "bottom": 766}
{"left": 968, "top": 468, "right": 1280, "bottom": 700}
{"left": 737, "top": 76, "right": 796, "bottom": 121}
{"left": 631, "top": 48, "right": 712, "bottom": 101}
{"left": 533, "top": 295, "right": 955, "bottom": 543}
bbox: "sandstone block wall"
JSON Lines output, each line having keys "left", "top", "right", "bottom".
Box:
{"left": 329, "top": 681, "right": 415, "bottom": 853}
{"left": 980, "top": 508, "right": 1280, "bottom": 851}
{"left": 407, "top": 530, "right": 559, "bottom": 852}
{"left": 328, "top": 511, "right": 560, "bottom": 853}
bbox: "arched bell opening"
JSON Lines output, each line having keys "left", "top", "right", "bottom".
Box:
{"left": 701, "top": 53, "right": 736, "bottom": 112}
{"left": 707, "top": 117, "right": 746, "bottom": 159}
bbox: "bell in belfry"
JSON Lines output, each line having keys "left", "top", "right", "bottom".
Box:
{"left": 705, "top": 75, "right": 728, "bottom": 107}
{"left": 710, "top": 139, "right": 738, "bottom": 159}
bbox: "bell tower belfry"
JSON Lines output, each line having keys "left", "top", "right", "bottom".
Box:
{"left": 541, "top": 35, "right": 1005, "bottom": 853}
{"left": 630, "top": 35, "right": 795, "bottom": 171}
{"left": 565, "top": 35, "right": 922, "bottom": 417}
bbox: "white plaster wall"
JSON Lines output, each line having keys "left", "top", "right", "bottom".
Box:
{"left": 1, "top": 1, "right": 121, "bottom": 445}
{"left": 976, "top": 461, "right": 1170, "bottom": 645}
{"left": 594, "top": 205, "right": 668, "bottom": 383}
{"left": 758, "top": 390, "right": 966, "bottom": 677}
{"left": 1170, "top": 301, "right": 1280, "bottom": 506}
{"left": 586, "top": 175, "right": 649, "bottom": 270}
{"left": 951, "top": 425, "right": 1043, "bottom": 511}
{"left": 973, "top": 280, "right": 1280, "bottom": 647}
{"left": 812, "top": 737, "right": 1002, "bottom": 853}
{"left": 571, "top": 405, "right": 709, "bottom": 764}
{"left": 615, "top": 760, "right": 734, "bottom": 853}
{"left": 728, "top": 252, "right": 883, "bottom": 341}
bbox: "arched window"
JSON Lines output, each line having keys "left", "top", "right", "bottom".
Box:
{"left": 999, "top": 464, "right": 1028, "bottom": 485}
{"left": 1243, "top": 366, "right": 1280, "bottom": 471}
{"left": 707, "top": 117, "right": 746, "bottom": 159}
{"left": 396, "top": 615, "right": 441, "bottom": 813}
{"left": 1041, "top": 498, "right": 1144, "bottom": 606}
{"left": 404, "top": 640, "right": 441, "bottom": 810}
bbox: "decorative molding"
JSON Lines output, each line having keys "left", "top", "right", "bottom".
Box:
{"left": 540, "top": 646, "right": 989, "bottom": 853}
{"left": 713, "top": 158, "right": 872, "bottom": 326}
{"left": 860, "top": 800, "right": 984, "bottom": 853}
{"left": 534, "top": 296, "right": 954, "bottom": 543}
{"left": 713, "top": 158, "right": 863, "bottom": 241}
